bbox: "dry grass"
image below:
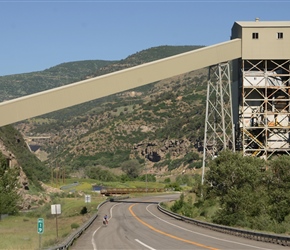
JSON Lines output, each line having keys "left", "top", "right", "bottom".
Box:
{"left": 0, "top": 215, "right": 81, "bottom": 249}
{"left": 0, "top": 196, "right": 106, "bottom": 250}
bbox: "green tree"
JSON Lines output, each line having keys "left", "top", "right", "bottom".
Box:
{"left": 164, "top": 177, "right": 171, "bottom": 183}
{"left": 0, "top": 152, "right": 20, "bottom": 220}
{"left": 138, "top": 174, "right": 156, "bottom": 182}
{"left": 267, "top": 155, "right": 290, "bottom": 223}
{"left": 175, "top": 174, "right": 197, "bottom": 186}
{"left": 171, "top": 193, "right": 185, "bottom": 213}
{"left": 85, "top": 166, "right": 118, "bottom": 182}
{"left": 121, "top": 159, "right": 141, "bottom": 179}
{"left": 205, "top": 150, "right": 267, "bottom": 227}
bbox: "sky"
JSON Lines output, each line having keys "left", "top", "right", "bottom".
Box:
{"left": 0, "top": 0, "right": 290, "bottom": 76}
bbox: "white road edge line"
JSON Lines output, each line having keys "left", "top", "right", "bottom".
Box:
{"left": 92, "top": 203, "right": 121, "bottom": 250}
{"left": 135, "top": 239, "right": 156, "bottom": 250}
{"left": 92, "top": 226, "right": 101, "bottom": 250}
{"left": 146, "top": 204, "right": 273, "bottom": 250}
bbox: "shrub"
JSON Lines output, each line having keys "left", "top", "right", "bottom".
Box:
{"left": 80, "top": 206, "right": 88, "bottom": 215}
{"left": 164, "top": 177, "right": 171, "bottom": 183}
{"left": 71, "top": 223, "right": 79, "bottom": 229}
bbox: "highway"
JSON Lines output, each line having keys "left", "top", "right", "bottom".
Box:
{"left": 70, "top": 194, "right": 282, "bottom": 250}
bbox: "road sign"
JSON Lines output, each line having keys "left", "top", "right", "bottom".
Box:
{"left": 51, "top": 204, "right": 61, "bottom": 215}
{"left": 85, "top": 195, "right": 91, "bottom": 203}
{"left": 37, "top": 218, "right": 44, "bottom": 234}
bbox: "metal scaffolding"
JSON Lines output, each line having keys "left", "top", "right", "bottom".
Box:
{"left": 202, "top": 62, "right": 235, "bottom": 184}
{"left": 239, "top": 59, "right": 290, "bottom": 159}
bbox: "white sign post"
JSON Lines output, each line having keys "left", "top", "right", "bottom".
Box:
{"left": 85, "top": 195, "right": 91, "bottom": 203}
{"left": 51, "top": 204, "right": 61, "bottom": 239}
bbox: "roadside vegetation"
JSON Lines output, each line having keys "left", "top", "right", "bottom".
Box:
{"left": 167, "top": 150, "right": 290, "bottom": 235}
{"left": 0, "top": 195, "right": 106, "bottom": 250}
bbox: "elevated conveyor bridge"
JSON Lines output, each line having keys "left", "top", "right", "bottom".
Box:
{"left": 0, "top": 39, "right": 242, "bottom": 183}
{"left": 0, "top": 39, "right": 241, "bottom": 126}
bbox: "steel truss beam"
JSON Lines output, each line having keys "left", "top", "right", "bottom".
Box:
{"left": 202, "top": 62, "right": 235, "bottom": 184}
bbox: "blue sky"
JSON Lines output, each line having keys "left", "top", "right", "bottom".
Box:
{"left": 0, "top": 0, "right": 289, "bottom": 76}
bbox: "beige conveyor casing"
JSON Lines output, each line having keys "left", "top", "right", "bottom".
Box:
{"left": 0, "top": 39, "right": 241, "bottom": 127}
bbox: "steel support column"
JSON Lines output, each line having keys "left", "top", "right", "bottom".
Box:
{"left": 202, "top": 62, "right": 235, "bottom": 184}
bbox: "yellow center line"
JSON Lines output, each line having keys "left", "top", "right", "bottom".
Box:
{"left": 129, "top": 204, "right": 219, "bottom": 250}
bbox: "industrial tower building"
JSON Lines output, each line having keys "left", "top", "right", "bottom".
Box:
{"left": 203, "top": 19, "right": 290, "bottom": 166}
{"left": 234, "top": 20, "right": 290, "bottom": 159}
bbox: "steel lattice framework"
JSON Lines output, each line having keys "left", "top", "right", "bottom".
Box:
{"left": 202, "top": 60, "right": 290, "bottom": 183}
{"left": 202, "top": 62, "right": 235, "bottom": 184}
{"left": 239, "top": 59, "right": 290, "bottom": 159}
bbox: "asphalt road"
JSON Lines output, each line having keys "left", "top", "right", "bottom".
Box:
{"left": 70, "top": 194, "right": 282, "bottom": 250}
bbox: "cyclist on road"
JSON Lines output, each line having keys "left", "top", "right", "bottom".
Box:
{"left": 103, "top": 214, "right": 108, "bottom": 225}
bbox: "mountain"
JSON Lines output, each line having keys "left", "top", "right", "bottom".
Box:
{"left": 1, "top": 45, "right": 208, "bottom": 183}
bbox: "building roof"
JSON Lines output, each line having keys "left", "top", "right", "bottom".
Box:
{"left": 235, "top": 20, "right": 290, "bottom": 28}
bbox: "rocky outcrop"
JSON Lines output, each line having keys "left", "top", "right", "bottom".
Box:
{"left": 18, "top": 182, "right": 63, "bottom": 210}
{"left": 134, "top": 138, "right": 192, "bottom": 162}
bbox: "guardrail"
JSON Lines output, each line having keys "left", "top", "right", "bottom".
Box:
{"left": 44, "top": 196, "right": 128, "bottom": 250}
{"left": 157, "top": 203, "right": 290, "bottom": 247}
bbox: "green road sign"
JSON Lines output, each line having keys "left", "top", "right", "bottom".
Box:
{"left": 37, "top": 218, "right": 44, "bottom": 234}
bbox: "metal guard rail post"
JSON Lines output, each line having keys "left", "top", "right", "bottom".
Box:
{"left": 157, "top": 203, "right": 290, "bottom": 247}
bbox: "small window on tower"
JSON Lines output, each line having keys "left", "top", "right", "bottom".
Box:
{"left": 277, "top": 32, "right": 283, "bottom": 39}
{"left": 252, "top": 33, "right": 259, "bottom": 39}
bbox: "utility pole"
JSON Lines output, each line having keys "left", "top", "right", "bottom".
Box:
{"left": 145, "top": 157, "right": 148, "bottom": 193}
